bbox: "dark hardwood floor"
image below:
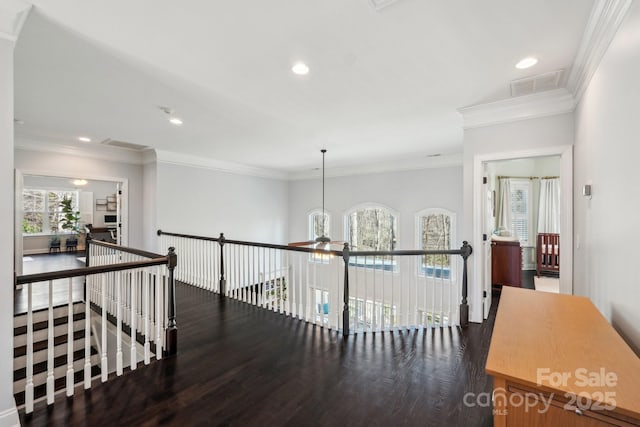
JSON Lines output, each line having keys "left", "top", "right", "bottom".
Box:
{"left": 16, "top": 253, "right": 86, "bottom": 314}
{"left": 20, "top": 283, "right": 498, "bottom": 427}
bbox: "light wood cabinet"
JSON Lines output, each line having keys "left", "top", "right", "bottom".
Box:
{"left": 487, "top": 288, "right": 640, "bottom": 426}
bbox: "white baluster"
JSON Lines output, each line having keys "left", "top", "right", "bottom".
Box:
{"left": 155, "top": 266, "right": 163, "bottom": 360}
{"left": 46, "top": 280, "right": 54, "bottom": 404}
{"left": 130, "top": 268, "right": 138, "bottom": 371}
{"left": 144, "top": 269, "right": 150, "bottom": 365}
{"left": 84, "top": 272, "right": 92, "bottom": 389}
{"left": 25, "top": 283, "right": 34, "bottom": 414}
{"left": 101, "top": 274, "right": 108, "bottom": 383}
{"left": 66, "top": 277, "right": 75, "bottom": 396}
{"left": 116, "top": 270, "right": 123, "bottom": 376}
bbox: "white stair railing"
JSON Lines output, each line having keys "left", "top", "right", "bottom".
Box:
{"left": 157, "top": 230, "right": 472, "bottom": 335}
{"left": 15, "top": 249, "right": 176, "bottom": 415}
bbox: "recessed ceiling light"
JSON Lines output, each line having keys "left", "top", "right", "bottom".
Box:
{"left": 515, "top": 57, "right": 538, "bottom": 69}
{"left": 78, "top": 136, "right": 92, "bottom": 142}
{"left": 292, "top": 62, "right": 310, "bottom": 75}
{"left": 72, "top": 179, "right": 88, "bottom": 186}
{"left": 169, "top": 117, "right": 183, "bottom": 126}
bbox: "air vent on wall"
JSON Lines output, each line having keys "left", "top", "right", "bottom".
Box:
{"left": 369, "top": 0, "right": 401, "bottom": 11}
{"left": 511, "top": 70, "right": 564, "bottom": 97}
{"left": 100, "top": 138, "right": 149, "bottom": 151}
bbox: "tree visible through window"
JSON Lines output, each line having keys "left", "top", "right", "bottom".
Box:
{"left": 346, "top": 206, "right": 397, "bottom": 270}
{"left": 309, "top": 211, "right": 330, "bottom": 241}
{"left": 347, "top": 207, "right": 396, "bottom": 251}
{"left": 22, "top": 189, "right": 78, "bottom": 234}
{"left": 418, "top": 209, "right": 455, "bottom": 278}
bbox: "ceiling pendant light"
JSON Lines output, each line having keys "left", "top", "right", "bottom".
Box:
{"left": 316, "top": 149, "right": 330, "bottom": 243}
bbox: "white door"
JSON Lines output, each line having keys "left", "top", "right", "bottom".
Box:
{"left": 482, "top": 163, "right": 492, "bottom": 318}
{"left": 14, "top": 169, "right": 24, "bottom": 276}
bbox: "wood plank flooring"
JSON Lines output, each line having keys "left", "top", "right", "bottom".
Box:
{"left": 20, "top": 282, "right": 497, "bottom": 427}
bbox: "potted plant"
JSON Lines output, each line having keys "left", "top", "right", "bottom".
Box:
{"left": 59, "top": 195, "right": 81, "bottom": 251}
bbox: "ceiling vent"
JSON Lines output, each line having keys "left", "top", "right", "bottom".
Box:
{"left": 100, "top": 138, "right": 148, "bottom": 151}
{"left": 511, "top": 70, "right": 564, "bottom": 97}
{"left": 369, "top": 0, "right": 401, "bottom": 11}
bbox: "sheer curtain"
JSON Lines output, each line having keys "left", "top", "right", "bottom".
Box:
{"left": 537, "top": 178, "right": 561, "bottom": 233}
{"left": 495, "top": 178, "right": 512, "bottom": 233}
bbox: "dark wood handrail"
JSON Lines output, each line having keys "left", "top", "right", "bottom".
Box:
{"left": 158, "top": 230, "right": 468, "bottom": 258}
{"left": 89, "top": 239, "right": 166, "bottom": 259}
{"left": 157, "top": 229, "right": 472, "bottom": 331}
{"left": 16, "top": 257, "right": 169, "bottom": 285}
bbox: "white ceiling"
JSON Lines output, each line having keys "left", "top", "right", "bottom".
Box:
{"left": 14, "top": 0, "right": 595, "bottom": 173}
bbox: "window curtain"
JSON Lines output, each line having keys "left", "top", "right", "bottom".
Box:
{"left": 495, "top": 178, "right": 512, "bottom": 232}
{"left": 537, "top": 178, "right": 561, "bottom": 233}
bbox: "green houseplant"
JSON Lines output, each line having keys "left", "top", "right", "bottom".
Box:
{"left": 59, "top": 196, "right": 81, "bottom": 250}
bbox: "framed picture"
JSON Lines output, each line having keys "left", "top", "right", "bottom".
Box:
{"left": 96, "top": 199, "right": 107, "bottom": 211}
{"left": 107, "top": 202, "right": 117, "bottom": 212}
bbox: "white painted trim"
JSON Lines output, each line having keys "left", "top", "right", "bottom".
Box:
{"left": 567, "top": 0, "right": 632, "bottom": 103}
{"left": 0, "top": 405, "right": 19, "bottom": 427}
{"left": 0, "top": 0, "right": 31, "bottom": 43}
{"left": 458, "top": 89, "right": 576, "bottom": 130}
{"left": 472, "top": 145, "right": 573, "bottom": 322}
{"left": 155, "top": 149, "right": 288, "bottom": 180}
{"left": 289, "top": 153, "right": 463, "bottom": 180}
{"left": 17, "top": 169, "right": 130, "bottom": 248}
{"left": 15, "top": 137, "right": 146, "bottom": 166}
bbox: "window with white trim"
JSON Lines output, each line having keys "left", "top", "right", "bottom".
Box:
{"left": 308, "top": 210, "right": 330, "bottom": 242}
{"left": 345, "top": 205, "right": 397, "bottom": 270}
{"left": 509, "top": 179, "right": 532, "bottom": 246}
{"left": 22, "top": 189, "right": 78, "bottom": 234}
{"left": 417, "top": 209, "right": 456, "bottom": 278}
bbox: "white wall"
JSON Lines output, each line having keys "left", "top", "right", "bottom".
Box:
{"left": 142, "top": 158, "right": 157, "bottom": 252}
{"left": 15, "top": 148, "right": 144, "bottom": 248}
{"left": 574, "top": 1, "right": 640, "bottom": 353}
{"left": 0, "top": 37, "right": 19, "bottom": 427}
{"left": 463, "top": 113, "right": 574, "bottom": 322}
{"left": 156, "top": 162, "right": 289, "bottom": 245}
{"left": 288, "top": 166, "right": 463, "bottom": 249}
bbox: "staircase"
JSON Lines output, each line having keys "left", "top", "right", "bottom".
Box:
{"left": 13, "top": 302, "right": 101, "bottom": 407}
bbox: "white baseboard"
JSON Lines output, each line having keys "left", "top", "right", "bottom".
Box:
{"left": 0, "top": 404, "right": 19, "bottom": 427}
{"left": 23, "top": 249, "right": 48, "bottom": 255}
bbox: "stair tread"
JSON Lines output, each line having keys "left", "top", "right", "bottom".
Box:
{"left": 14, "top": 364, "right": 101, "bottom": 406}
{"left": 14, "top": 329, "right": 86, "bottom": 358}
{"left": 14, "top": 347, "right": 98, "bottom": 381}
{"left": 14, "top": 312, "right": 85, "bottom": 336}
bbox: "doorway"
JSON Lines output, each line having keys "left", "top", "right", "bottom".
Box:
{"left": 15, "top": 171, "right": 129, "bottom": 276}
{"left": 473, "top": 145, "right": 573, "bottom": 319}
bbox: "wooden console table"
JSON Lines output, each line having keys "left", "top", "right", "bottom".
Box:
{"left": 486, "top": 288, "right": 640, "bottom": 426}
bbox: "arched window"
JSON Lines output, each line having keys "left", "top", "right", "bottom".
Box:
{"left": 416, "top": 208, "right": 456, "bottom": 278}
{"left": 308, "top": 209, "right": 330, "bottom": 241}
{"left": 345, "top": 204, "right": 398, "bottom": 270}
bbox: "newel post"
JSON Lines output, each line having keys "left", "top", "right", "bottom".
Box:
{"left": 459, "top": 241, "right": 473, "bottom": 328}
{"left": 342, "top": 243, "right": 350, "bottom": 338}
{"left": 165, "top": 247, "right": 178, "bottom": 356}
{"left": 218, "top": 233, "right": 226, "bottom": 296}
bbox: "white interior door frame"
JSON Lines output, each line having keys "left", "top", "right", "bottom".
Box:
{"left": 16, "top": 169, "right": 130, "bottom": 251}
{"left": 472, "top": 145, "right": 573, "bottom": 312}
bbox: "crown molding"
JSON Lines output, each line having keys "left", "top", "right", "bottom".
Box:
{"left": 567, "top": 0, "right": 632, "bottom": 103}
{"left": 155, "top": 149, "right": 289, "bottom": 180}
{"left": 457, "top": 88, "right": 576, "bottom": 130}
{"left": 288, "top": 153, "right": 463, "bottom": 180}
{"left": 0, "top": 0, "right": 31, "bottom": 43}
{"left": 15, "top": 137, "right": 146, "bottom": 165}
